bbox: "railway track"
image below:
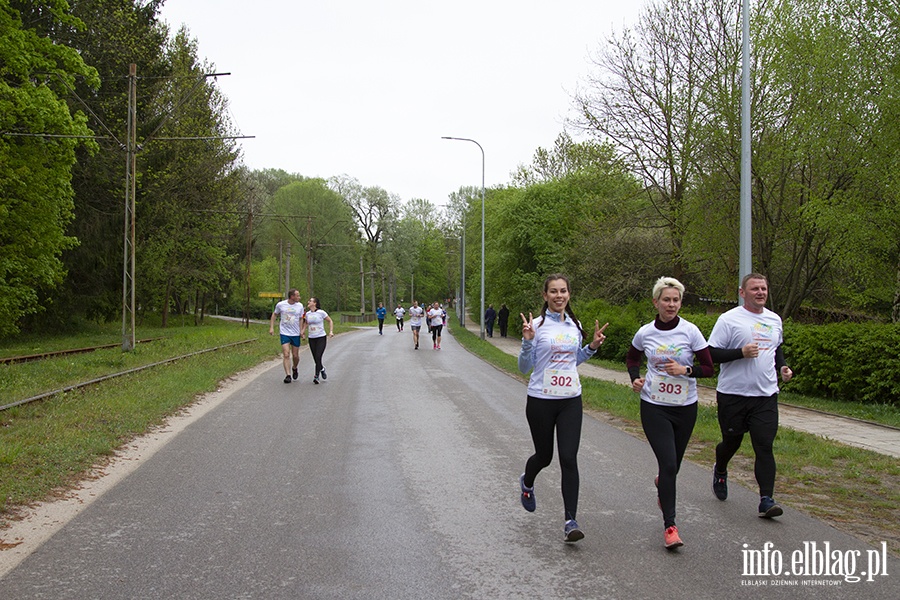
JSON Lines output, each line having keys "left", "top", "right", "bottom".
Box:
{"left": 0, "top": 339, "right": 257, "bottom": 412}
{"left": 0, "top": 338, "right": 164, "bottom": 365}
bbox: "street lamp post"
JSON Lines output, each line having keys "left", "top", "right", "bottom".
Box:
{"left": 739, "top": 0, "right": 752, "bottom": 301}
{"left": 442, "top": 136, "right": 485, "bottom": 340}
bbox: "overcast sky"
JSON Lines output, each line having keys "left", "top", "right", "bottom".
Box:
{"left": 158, "top": 1, "right": 646, "bottom": 206}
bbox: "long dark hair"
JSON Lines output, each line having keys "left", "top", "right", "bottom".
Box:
{"left": 309, "top": 296, "right": 321, "bottom": 311}
{"left": 538, "top": 274, "right": 586, "bottom": 340}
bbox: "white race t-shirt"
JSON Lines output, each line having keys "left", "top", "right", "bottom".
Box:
{"left": 427, "top": 308, "right": 443, "bottom": 327}
{"left": 274, "top": 300, "right": 304, "bottom": 336}
{"left": 631, "top": 317, "right": 708, "bottom": 406}
{"left": 708, "top": 306, "right": 784, "bottom": 396}
{"left": 305, "top": 309, "right": 329, "bottom": 339}
{"left": 408, "top": 305, "right": 424, "bottom": 326}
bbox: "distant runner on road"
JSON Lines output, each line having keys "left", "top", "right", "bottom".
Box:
{"left": 394, "top": 304, "right": 405, "bottom": 332}
{"left": 408, "top": 300, "right": 425, "bottom": 350}
{"left": 427, "top": 302, "right": 444, "bottom": 350}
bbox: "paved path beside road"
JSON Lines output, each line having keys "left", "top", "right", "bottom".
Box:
{"left": 461, "top": 318, "right": 900, "bottom": 459}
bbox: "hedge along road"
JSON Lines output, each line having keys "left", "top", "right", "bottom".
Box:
{"left": 0, "top": 327, "right": 897, "bottom": 599}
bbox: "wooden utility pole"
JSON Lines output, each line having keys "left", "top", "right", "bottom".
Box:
{"left": 244, "top": 205, "right": 253, "bottom": 327}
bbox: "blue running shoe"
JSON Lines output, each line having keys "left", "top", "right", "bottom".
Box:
{"left": 758, "top": 496, "right": 783, "bottom": 518}
{"left": 320, "top": 368, "right": 327, "bottom": 380}
{"left": 519, "top": 474, "right": 536, "bottom": 512}
{"left": 564, "top": 519, "right": 584, "bottom": 543}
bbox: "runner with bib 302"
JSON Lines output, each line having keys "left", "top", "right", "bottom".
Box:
{"left": 516, "top": 274, "right": 608, "bottom": 544}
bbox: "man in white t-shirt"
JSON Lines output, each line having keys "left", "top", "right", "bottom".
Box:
{"left": 269, "top": 289, "right": 305, "bottom": 384}
{"left": 707, "top": 274, "right": 793, "bottom": 518}
{"left": 408, "top": 300, "right": 425, "bottom": 350}
{"left": 393, "top": 304, "right": 405, "bottom": 332}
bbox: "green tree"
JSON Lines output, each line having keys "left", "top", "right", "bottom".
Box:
{"left": 137, "top": 28, "right": 242, "bottom": 326}
{"left": 0, "top": 0, "right": 99, "bottom": 335}
{"left": 258, "top": 178, "right": 357, "bottom": 311}
{"left": 388, "top": 198, "right": 452, "bottom": 305}
{"left": 799, "top": 0, "right": 900, "bottom": 321}
{"left": 52, "top": 0, "right": 171, "bottom": 323}
{"left": 574, "top": 0, "right": 720, "bottom": 283}
{"left": 511, "top": 132, "right": 622, "bottom": 187}
{"left": 331, "top": 176, "right": 397, "bottom": 311}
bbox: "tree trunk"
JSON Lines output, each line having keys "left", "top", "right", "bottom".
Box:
{"left": 161, "top": 278, "right": 172, "bottom": 328}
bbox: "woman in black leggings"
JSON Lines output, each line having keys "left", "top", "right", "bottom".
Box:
{"left": 517, "top": 274, "right": 607, "bottom": 543}
{"left": 301, "top": 297, "right": 333, "bottom": 384}
{"left": 626, "top": 277, "right": 713, "bottom": 549}
{"left": 427, "top": 302, "right": 443, "bottom": 349}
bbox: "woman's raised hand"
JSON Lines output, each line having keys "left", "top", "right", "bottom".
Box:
{"left": 520, "top": 312, "right": 535, "bottom": 341}
{"left": 590, "top": 320, "right": 609, "bottom": 350}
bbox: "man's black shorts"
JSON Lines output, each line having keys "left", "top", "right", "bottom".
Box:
{"left": 716, "top": 392, "right": 779, "bottom": 436}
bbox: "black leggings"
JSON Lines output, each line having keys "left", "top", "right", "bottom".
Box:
{"left": 308, "top": 336, "right": 326, "bottom": 377}
{"left": 431, "top": 324, "right": 442, "bottom": 342}
{"left": 523, "top": 395, "right": 583, "bottom": 521}
{"left": 641, "top": 400, "right": 698, "bottom": 528}
{"left": 715, "top": 393, "right": 779, "bottom": 498}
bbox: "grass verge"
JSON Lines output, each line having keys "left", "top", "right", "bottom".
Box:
{"left": 450, "top": 324, "right": 900, "bottom": 557}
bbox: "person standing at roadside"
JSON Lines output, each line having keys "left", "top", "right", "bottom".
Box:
{"left": 498, "top": 304, "right": 510, "bottom": 337}
{"left": 408, "top": 300, "right": 425, "bottom": 350}
{"left": 626, "top": 277, "right": 714, "bottom": 549}
{"left": 376, "top": 302, "right": 387, "bottom": 335}
{"left": 394, "top": 304, "right": 405, "bottom": 332}
{"left": 427, "top": 301, "right": 444, "bottom": 349}
{"left": 708, "top": 273, "right": 793, "bottom": 518}
{"left": 485, "top": 304, "right": 497, "bottom": 338}
{"left": 301, "top": 296, "right": 334, "bottom": 384}
{"left": 269, "top": 289, "right": 304, "bottom": 384}
{"left": 517, "top": 274, "right": 608, "bottom": 543}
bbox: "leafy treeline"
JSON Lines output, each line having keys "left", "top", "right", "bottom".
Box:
{"left": 3, "top": 0, "right": 900, "bottom": 341}
{"left": 1, "top": 1, "right": 462, "bottom": 333}
{"left": 568, "top": 0, "right": 900, "bottom": 321}
{"left": 2, "top": 0, "right": 243, "bottom": 334}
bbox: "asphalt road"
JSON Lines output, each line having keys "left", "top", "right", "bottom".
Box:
{"left": 1, "top": 327, "right": 897, "bottom": 599}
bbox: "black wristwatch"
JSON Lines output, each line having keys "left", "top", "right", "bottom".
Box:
{"left": 685, "top": 365, "right": 693, "bottom": 377}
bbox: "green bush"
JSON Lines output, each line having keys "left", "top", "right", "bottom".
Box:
{"left": 783, "top": 322, "right": 900, "bottom": 405}
{"left": 576, "top": 298, "right": 652, "bottom": 361}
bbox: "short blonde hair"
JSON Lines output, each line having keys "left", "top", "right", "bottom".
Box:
{"left": 652, "top": 277, "right": 685, "bottom": 301}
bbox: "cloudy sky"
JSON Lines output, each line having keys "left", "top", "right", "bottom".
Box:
{"left": 158, "top": 1, "right": 646, "bottom": 206}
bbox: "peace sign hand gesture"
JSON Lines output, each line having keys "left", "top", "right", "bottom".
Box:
{"left": 590, "top": 320, "right": 609, "bottom": 351}
{"left": 520, "top": 312, "right": 535, "bottom": 341}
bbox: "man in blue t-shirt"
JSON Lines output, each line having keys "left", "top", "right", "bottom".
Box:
{"left": 376, "top": 302, "right": 387, "bottom": 335}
